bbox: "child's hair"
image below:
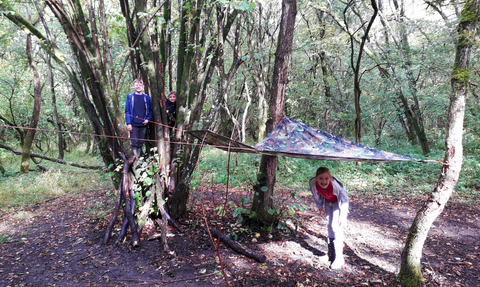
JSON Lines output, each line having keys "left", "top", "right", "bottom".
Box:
{"left": 168, "top": 91, "right": 177, "bottom": 96}
{"left": 133, "top": 78, "right": 144, "bottom": 85}
{"left": 316, "top": 167, "right": 330, "bottom": 177}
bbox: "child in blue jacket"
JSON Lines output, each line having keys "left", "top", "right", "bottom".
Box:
{"left": 125, "top": 78, "right": 153, "bottom": 159}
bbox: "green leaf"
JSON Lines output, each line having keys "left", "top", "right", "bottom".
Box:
{"left": 204, "top": 103, "right": 212, "bottom": 112}
{"left": 267, "top": 209, "right": 274, "bottom": 215}
{"left": 288, "top": 207, "right": 295, "bottom": 216}
{"left": 233, "top": 208, "right": 245, "bottom": 217}
{"left": 260, "top": 186, "right": 268, "bottom": 192}
{"left": 144, "top": 177, "right": 154, "bottom": 185}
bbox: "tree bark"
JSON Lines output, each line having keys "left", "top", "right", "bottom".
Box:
{"left": 399, "top": 0, "right": 478, "bottom": 285}
{"left": 251, "top": 0, "right": 296, "bottom": 225}
{"left": 21, "top": 34, "right": 43, "bottom": 173}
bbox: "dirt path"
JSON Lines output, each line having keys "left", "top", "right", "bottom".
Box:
{"left": 1, "top": 189, "right": 478, "bottom": 286}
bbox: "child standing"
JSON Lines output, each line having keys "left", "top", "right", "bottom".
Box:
{"left": 125, "top": 78, "right": 153, "bottom": 159}
{"left": 309, "top": 167, "right": 349, "bottom": 269}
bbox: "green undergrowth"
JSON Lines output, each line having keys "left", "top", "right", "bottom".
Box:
{"left": 0, "top": 147, "right": 111, "bottom": 208}
{"left": 192, "top": 145, "right": 479, "bottom": 205}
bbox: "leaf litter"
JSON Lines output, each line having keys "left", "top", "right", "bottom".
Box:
{"left": 0, "top": 188, "right": 478, "bottom": 286}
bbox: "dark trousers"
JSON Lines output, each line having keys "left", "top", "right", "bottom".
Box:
{"left": 145, "top": 122, "right": 156, "bottom": 156}
{"left": 130, "top": 125, "right": 147, "bottom": 149}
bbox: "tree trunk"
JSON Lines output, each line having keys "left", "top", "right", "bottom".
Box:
{"left": 251, "top": 0, "right": 296, "bottom": 225}
{"left": 246, "top": 3, "right": 270, "bottom": 140}
{"left": 398, "top": 1, "right": 478, "bottom": 285}
{"left": 21, "top": 35, "right": 43, "bottom": 173}
{"left": 46, "top": 55, "right": 64, "bottom": 160}
{"left": 169, "top": 4, "right": 239, "bottom": 220}
{"left": 346, "top": 0, "right": 378, "bottom": 144}
{"left": 390, "top": 0, "right": 430, "bottom": 155}
{"left": 35, "top": 1, "right": 64, "bottom": 160}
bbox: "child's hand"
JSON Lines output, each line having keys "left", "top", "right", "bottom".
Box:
{"left": 319, "top": 209, "right": 326, "bottom": 217}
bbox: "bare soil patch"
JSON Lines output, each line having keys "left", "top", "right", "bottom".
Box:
{"left": 1, "top": 187, "right": 478, "bottom": 286}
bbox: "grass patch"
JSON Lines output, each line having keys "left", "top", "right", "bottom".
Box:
{"left": 0, "top": 148, "right": 112, "bottom": 208}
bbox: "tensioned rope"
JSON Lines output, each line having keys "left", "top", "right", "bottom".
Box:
{"left": 0, "top": 114, "right": 444, "bottom": 164}
{"left": 0, "top": 117, "right": 250, "bottom": 152}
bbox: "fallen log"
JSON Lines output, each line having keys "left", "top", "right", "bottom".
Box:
{"left": 0, "top": 143, "right": 103, "bottom": 170}
{"left": 210, "top": 229, "right": 266, "bottom": 263}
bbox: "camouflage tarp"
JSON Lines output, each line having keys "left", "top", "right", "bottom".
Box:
{"left": 186, "top": 117, "right": 418, "bottom": 162}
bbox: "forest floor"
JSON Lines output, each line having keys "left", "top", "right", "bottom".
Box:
{"left": 0, "top": 185, "right": 479, "bottom": 287}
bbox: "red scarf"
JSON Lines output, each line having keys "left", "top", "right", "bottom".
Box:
{"left": 316, "top": 182, "right": 338, "bottom": 203}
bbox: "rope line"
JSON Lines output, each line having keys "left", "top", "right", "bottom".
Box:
{"left": 125, "top": 113, "right": 184, "bottom": 134}
{"left": 0, "top": 124, "right": 445, "bottom": 164}
{"left": 0, "top": 124, "right": 254, "bottom": 153}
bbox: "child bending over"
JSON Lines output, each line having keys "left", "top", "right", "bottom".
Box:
{"left": 309, "top": 167, "right": 349, "bottom": 269}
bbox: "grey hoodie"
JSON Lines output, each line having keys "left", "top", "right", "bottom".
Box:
{"left": 309, "top": 176, "right": 349, "bottom": 223}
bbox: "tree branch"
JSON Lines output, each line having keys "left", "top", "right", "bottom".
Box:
{"left": 0, "top": 143, "right": 103, "bottom": 170}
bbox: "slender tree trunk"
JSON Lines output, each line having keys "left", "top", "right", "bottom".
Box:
{"left": 34, "top": 1, "right": 64, "bottom": 159}
{"left": 242, "top": 79, "right": 252, "bottom": 143}
{"left": 98, "top": 0, "right": 116, "bottom": 90}
{"left": 392, "top": 0, "right": 430, "bottom": 155}
{"left": 346, "top": 0, "right": 378, "bottom": 144}
{"left": 21, "top": 35, "right": 43, "bottom": 173}
{"left": 251, "top": 0, "right": 297, "bottom": 225}
{"left": 46, "top": 55, "right": 64, "bottom": 160}
{"left": 246, "top": 4, "right": 269, "bottom": 140}
{"left": 399, "top": 1, "right": 478, "bottom": 285}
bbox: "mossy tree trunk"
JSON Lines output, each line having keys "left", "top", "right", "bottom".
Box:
{"left": 251, "top": 0, "right": 297, "bottom": 226}
{"left": 398, "top": 1, "right": 479, "bottom": 286}
{"left": 21, "top": 35, "right": 43, "bottom": 174}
